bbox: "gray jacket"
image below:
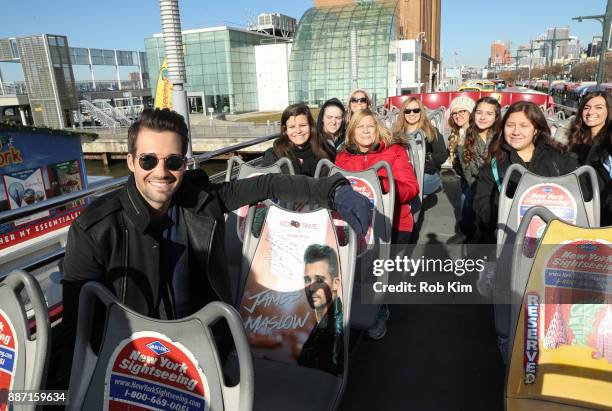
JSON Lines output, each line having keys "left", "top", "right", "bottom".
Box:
{"left": 457, "top": 133, "right": 493, "bottom": 186}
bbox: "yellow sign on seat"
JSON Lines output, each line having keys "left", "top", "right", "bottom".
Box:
{"left": 507, "top": 210, "right": 611, "bottom": 410}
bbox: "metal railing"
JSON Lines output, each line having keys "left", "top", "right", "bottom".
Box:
{"left": 0, "top": 81, "right": 27, "bottom": 95}
{"left": 80, "top": 100, "right": 120, "bottom": 128}
{"left": 97, "top": 100, "right": 132, "bottom": 126}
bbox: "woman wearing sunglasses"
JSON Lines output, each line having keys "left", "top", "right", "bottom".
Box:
{"left": 346, "top": 89, "right": 372, "bottom": 125}
{"left": 393, "top": 97, "right": 448, "bottom": 196}
{"left": 335, "top": 108, "right": 419, "bottom": 339}
{"left": 262, "top": 103, "right": 335, "bottom": 176}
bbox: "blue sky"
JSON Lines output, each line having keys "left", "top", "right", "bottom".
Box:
{"left": 0, "top": 0, "right": 607, "bottom": 80}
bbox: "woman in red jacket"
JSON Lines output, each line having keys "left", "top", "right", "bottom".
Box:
{"left": 336, "top": 108, "right": 419, "bottom": 244}
{"left": 336, "top": 108, "right": 419, "bottom": 340}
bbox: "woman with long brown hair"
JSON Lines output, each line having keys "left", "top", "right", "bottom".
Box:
{"left": 336, "top": 108, "right": 419, "bottom": 340}
{"left": 567, "top": 90, "right": 612, "bottom": 226}
{"left": 262, "top": 103, "right": 334, "bottom": 176}
{"left": 455, "top": 96, "right": 501, "bottom": 239}
{"left": 393, "top": 97, "right": 448, "bottom": 195}
{"left": 567, "top": 90, "right": 612, "bottom": 161}
{"left": 474, "top": 101, "right": 579, "bottom": 242}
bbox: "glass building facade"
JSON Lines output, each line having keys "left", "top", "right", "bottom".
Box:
{"left": 289, "top": 2, "right": 397, "bottom": 106}
{"left": 145, "top": 27, "right": 270, "bottom": 113}
{"left": 16, "top": 35, "right": 78, "bottom": 129}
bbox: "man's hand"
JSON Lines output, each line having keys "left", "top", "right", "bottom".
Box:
{"left": 333, "top": 184, "right": 371, "bottom": 236}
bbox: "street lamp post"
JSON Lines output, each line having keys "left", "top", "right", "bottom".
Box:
{"left": 534, "top": 28, "right": 571, "bottom": 92}
{"left": 572, "top": 0, "right": 612, "bottom": 84}
{"left": 158, "top": 0, "right": 193, "bottom": 158}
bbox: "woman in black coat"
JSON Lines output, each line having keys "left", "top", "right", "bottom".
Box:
{"left": 567, "top": 91, "right": 612, "bottom": 226}
{"left": 262, "top": 103, "right": 334, "bottom": 176}
{"left": 583, "top": 122, "right": 611, "bottom": 226}
{"left": 474, "top": 101, "right": 580, "bottom": 242}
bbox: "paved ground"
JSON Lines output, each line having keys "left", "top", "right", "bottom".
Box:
{"left": 339, "top": 171, "right": 506, "bottom": 411}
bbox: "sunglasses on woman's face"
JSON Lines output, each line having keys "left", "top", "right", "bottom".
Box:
{"left": 350, "top": 97, "right": 368, "bottom": 104}
{"left": 137, "top": 153, "right": 186, "bottom": 171}
{"left": 404, "top": 108, "right": 421, "bottom": 114}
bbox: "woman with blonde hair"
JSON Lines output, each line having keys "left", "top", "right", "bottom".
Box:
{"left": 336, "top": 108, "right": 419, "bottom": 339}
{"left": 393, "top": 97, "right": 448, "bottom": 195}
{"left": 346, "top": 88, "right": 373, "bottom": 125}
{"left": 337, "top": 109, "right": 419, "bottom": 242}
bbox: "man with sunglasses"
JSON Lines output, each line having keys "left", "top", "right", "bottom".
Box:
{"left": 59, "top": 108, "right": 370, "bottom": 386}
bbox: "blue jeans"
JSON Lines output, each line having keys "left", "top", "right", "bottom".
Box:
{"left": 423, "top": 172, "right": 441, "bottom": 196}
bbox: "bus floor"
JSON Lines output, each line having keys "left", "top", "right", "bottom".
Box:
{"left": 339, "top": 171, "right": 506, "bottom": 410}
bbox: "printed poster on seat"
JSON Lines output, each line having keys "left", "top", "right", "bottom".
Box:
{"left": 0, "top": 309, "right": 17, "bottom": 411}
{"left": 517, "top": 183, "right": 577, "bottom": 252}
{"left": 105, "top": 331, "right": 210, "bottom": 411}
{"left": 506, "top": 222, "right": 611, "bottom": 409}
{"left": 3, "top": 167, "right": 49, "bottom": 225}
{"left": 239, "top": 207, "right": 345, "bottom": 376}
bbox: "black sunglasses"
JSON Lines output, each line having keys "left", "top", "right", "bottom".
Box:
{"left": 137, "top": 153, "right": 186, "bottom": 171}
{"left": 350, "top": 97, "right": 368, "bottom": 104}
{"left": 404, "top": 108, "right": 421, "bottom": 114}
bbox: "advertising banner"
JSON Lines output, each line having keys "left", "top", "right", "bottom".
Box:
{"left": 239, "top": 207, "right": 344, "bottom": 375}
{"left": 105, "top": 331, "right": 210, "bottom": 411}
{"left": 507, "top": 222, "right": 612, "bottom": 408}
{"left": 0, "top": 309, "right": 17, "bottom": 411}
{"left": 0, "top": 130, "right": 87, "bottom": 250}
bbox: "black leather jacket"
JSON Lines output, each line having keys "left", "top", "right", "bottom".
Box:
{"left": 474, "top": 141, "right": 580, "bottom": 230}
{"left": 59, "top": 170, "right": 346, "bottom": 383}
{"left": 583, "top": 134, "right": 612, "bottom": 226}
{"left": 63, "top": 169, "right": 345, "bottom": 314}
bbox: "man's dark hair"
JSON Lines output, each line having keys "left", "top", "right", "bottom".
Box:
{"left": 304, "top": 244, "right": 339, "bottom": 279}
{"left": 127, "top": 108, "right": 189, "bottom": 155}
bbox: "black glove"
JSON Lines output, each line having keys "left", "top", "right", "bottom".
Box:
{"left": 333, "top": 184, "right": 371, "bottom": 236}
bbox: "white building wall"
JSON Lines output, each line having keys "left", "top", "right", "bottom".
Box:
{"left": 387, "top": 39, "right": 420, "bottom": 95}
{"left": 255, "top": 43, "right": 291, "bottom": 111}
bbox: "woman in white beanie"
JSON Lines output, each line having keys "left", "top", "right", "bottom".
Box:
{"left": 447, "top": 95, "right": 476, "bottom": 172}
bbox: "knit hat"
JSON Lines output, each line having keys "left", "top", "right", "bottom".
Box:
{"left": 449, "top": 95, "right": 476, "bottom": 114}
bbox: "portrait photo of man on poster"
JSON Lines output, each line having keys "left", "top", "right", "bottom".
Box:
{"left": 298, "top": 244, "right": 344, "bottom": 375}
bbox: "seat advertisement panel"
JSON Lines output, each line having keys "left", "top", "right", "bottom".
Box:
{"left": 239, "top": 207, "right": 345, "bottom": 376}
{"left": 0, "top": 309, "right": 17, "bottom": 411}
{"left": 0, "top": 130, "right": 87, "bottom": 250}
{"left": 507, "top": 221, "right": 612, "bottom": 409}
{"left": 517, "top": 183, "right": 578, "bottom": 253}
{"left": 104, "top": 331, "right": 210, "bottom": 411}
